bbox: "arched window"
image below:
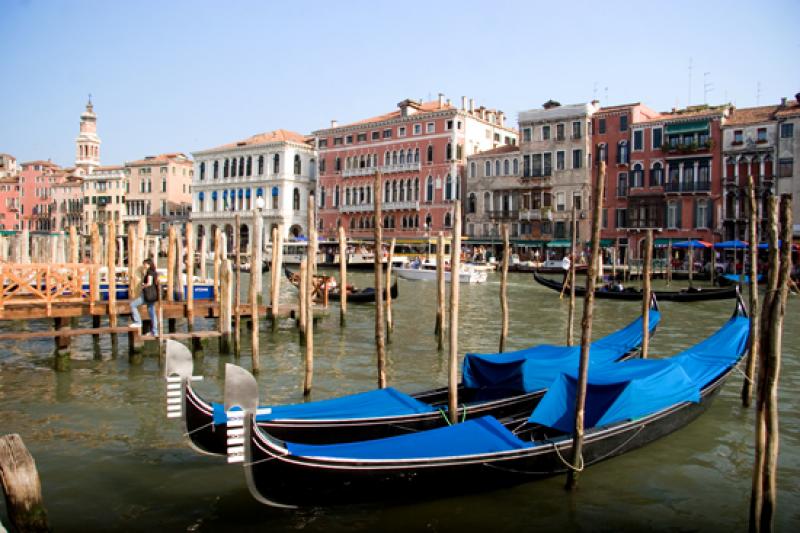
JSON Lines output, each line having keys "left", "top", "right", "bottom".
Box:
{"left": 399, "top": 150, "right": 405, "bottom": 165}
{"left": 425, "top": 213, "right": 432, "bottom": 228}
{"left": 199, "top": 162, "right": 206, "bottom": 180}
{"left": 246, "top": 156, "right": 252, "bottom": 176}
{"left": 470, "top": 162, "right": 476, "bottom": 178}
{"left": 495, "top": 160, "right": 501, "bottom": 176}
{"left": 484, "top": 192, "right": 491, "bottom": 214}
{"left": 513, "top": 159, "right": 519, "bottom": 175}
{"left": 384, "top": 181, "right": 390, "bottom": 202}
{"left": 292, "top": 188, "right": 300, "bottom": 210}
{"left": 384, "top": 151, "right": 390, "bottom": 165}
{"left": 273, "top": 154, "right": 280, "bottom": 173}
{"left": 320, "top": 186, "right": 326, "bottom": 208}
{"left": 650, "top": 162, "right": 663, "bottom": 186}
{"left": 468, "top": 193, "right": 476, "bottom": 213}
{"left": 632, "top": 163, "right": 644, "bottom": 187}
{"left": 239, "top": 157, "right": 245, "bottom": 176}
{"left": 406, "top": 180, "right": 412, "bottom": 202}
{"left": 366, "top": 185, "right": 371, "bottom": 204}
{"left": 399, "top": 180, "right": 405, "bottom": 202}
{"left": 446, "top": 143, "right": 452, "bottom": 160}
{"left": 359, "top": 187, "right": 365, "bottom": 204}
{"left": 426, "top": 176, "right": 433, "bottom": 202}
{"left": 392, "top": 181, "right": 398, "bottom": 202}
{"left": 224, "top": 159, "right": 229, "bottom": 178}
{"left": 617, "top": 141, "right": 628, "bottom": 164}
{"left": 350, "top": 217, "right": 356, "bottom": 229}
{"left": 503, "top": 159, "right": 510, "bottom": 175}
{"left": 414, "top": 148, "right": 420, "bottom": 163}
{"left": 293, "top": 155, "right": 301, "bottom": 175}
{"left": 257, "top": 155, "right": 264, "bottom": 175}
{"left": 445, "top": 174, "right": 452, "bottom": 200}
{"left": 402, "top": 216, "right": 408, "bottom": 229}
{"left": 485, "top": 161, "right": 491, "bottom": 177}
{"left": 427, "top": 145, "right": 433, "bottom": 163}
{"left": 213, "top": 160, "right": 219, "bottom": 179}
{"left": 345, "top": 188, "right": 351, "bottom": 206}
{"left": 272, "top": 186, "right": 280, "bottom": 210}
{"left": 334, "top": 185, "right": 340, "bottom": 207}
{"left": 231, "top": 158, "right": 237, "bottom": 177}
{"left": 414, "top": 177, "right": 420, "bottom": 201}
{"left": 392, "top": 151, "right": 398, "bottom": 165}
{"left": 444, "top": 212, "right": 452, "bottom": 228}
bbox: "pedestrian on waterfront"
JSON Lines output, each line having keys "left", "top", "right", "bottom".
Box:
{"left": 129, "top": 257, "right": 159, "bottom": 335}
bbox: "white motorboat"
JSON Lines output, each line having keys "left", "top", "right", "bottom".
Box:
{"left": 394, "top": 260, "right": 488, "bottom": 283}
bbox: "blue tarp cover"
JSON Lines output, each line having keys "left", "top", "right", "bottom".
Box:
{"left": 722, "top": 274, "right": 763, "bottom": 284}
{"left": 212, "top": 387, "right": 435, "bottom": 425}
{"left": 529, "top": 315, "right": 749, "bottom": 432}
{"left": 462, "top": 311, "right": 661, "bottom": 394}
{"left": 286, "top": 416, "right": 530, "bottom": 459}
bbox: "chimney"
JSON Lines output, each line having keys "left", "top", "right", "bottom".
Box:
{"left": 331, "top": 119, "right": 338, "bottom": 128}
{"left": 438, "top": 93, "right": 444, "bottom": 108}
{"left": 796, "top": 92, "right": 800, "bottom": 104}
{"left": 461, "top": 96, "right": 467, "bottom": 110}
{"left": 469, "top": 98, "right": 475, "bottom": 113}
{"left": 781, "top": 97, "right": 787, "bottom": 106}
{"left": 498, "top": 111, "right": 505, "bottom": 127}
{"left": 446, "top": 98, "right": 451, "bottom": 107}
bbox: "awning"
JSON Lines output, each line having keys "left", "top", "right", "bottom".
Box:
{"left": 512, "top": 239, "right": 545, "bottom": 247}
{"left": 665, "top": 120, "right": 709, "bottom": 135}
{"left": 246, "top": 189, "right": 251, "bottom": 198}
{"left": 547, "top": 240, "right": 572, "bottom": 248}
{"left": 211, "top": 191, "right": 218, "bottom": 200}
{"left": 256, "top": 188, "right": 264, "bottom": 197}
{"left": 198, "top": 191, "right": 205, "bottom": 201}
{"left": 586, "top": 239, "right": 614, "bottom": 247}
{"left": 223, "top": 190, "right": 228, "bottom": 198}
{"left": 463, "top": 239, "right": 498, "bottom": 245}
{"left": 271, "top": 186, "right": 279, "bottom": 197}
{"left": 714, "top": 240, "right": 749, "bottom": 249}
{"left": 238, "top": 189, "right": 244, "bottom": 198}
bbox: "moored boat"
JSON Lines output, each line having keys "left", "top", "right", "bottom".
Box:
{"left": 283, "top": 268, "right": 397, "bottom": 303}
{"left": 395, "top": 260, "right": 488, "bottom": 283}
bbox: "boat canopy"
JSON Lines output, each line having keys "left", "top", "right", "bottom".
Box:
{"left": 212, "top": 387, "right": 434, "bottom": 424}
{"left": 462, "top": 311, "right": 661, "bottom": 394}
{"left": 529, "top": 314, "right": 749, "bottom": 432}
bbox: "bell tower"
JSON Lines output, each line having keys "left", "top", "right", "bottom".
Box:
{"left": 75, "top": 95, "right": 101, "bottom": 175}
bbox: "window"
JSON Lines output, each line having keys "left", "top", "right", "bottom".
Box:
{"left": 523, "top": 155, "right": 531, "bottom": 177}
{"left": 446, "top": 143, "right": 453, "bottom": 161}
{"left": 531, "top": 154, "right": 542, "bottom": 177}
{"left": 523, "top": 128, "right": 532, "bottom": 142}
{"left": 615, "top": 208, "right": 627, "bottom": 228}
{"left": 556, "top": 192, "right": 566, "bottom": 212}
{"left": 780, "top": 123, "right": 794, "bottom": 138}
{"left": 597, "top": 143, "right": 607, "bottom": 163}
{"left": 733, "top": 130, "right": 743, "bottom": 144}
{"left": 666, "top": 201, "right": 681, "bottom": 229}
{"left": 293, "top": 155, "right": 301, "bottom": 175}
{"left": 426, "top": 176, "right": 434, "bottom": 202}
{"left": 542, "top": 125, "right": 550, "bottom": 140}
{"left": 543, "top": 153, "right": 552, "bottom": 176}
{"left": 343, "top": 135, "right": 352, "bottom": 145}
{"left": 513, "top": 159, "right": 519, "bottom": 174}
{"left": 162, "top": 177, "right": 167, "bottom": 193}
{"left": 398, "top": 126, "right": 406, "bottom": 137}
{"left": 617, "top": 141, "right": 629, "bottom": 164}
{"left": 619, "top": 115, "right": 628, "bottom": 132}
{"left": 368, "top": 131, "right": 378, "bottom": 141}
{"left": 292, "top": 188, "right": 300, "bottom": 210}
{"left": 572, "top": 149, "right": 583, "bottom": 169}
{"left": 444, "top": 212, "right": 452, "bottom": 228}
{"left": 556, "top": 151, "right": 565, "bottom": 170}
{"left": 598, "top": 118, "right": 606, "bottom": 134}
{"left": 572, "top": 121, "right": 582, "bottom": 139}
{"left": 631, "top": 164, "right": 644, "bottom": 187}
{"left": 427, "top": 122, "right": 435, "bottom": 133}
{"left": 427, "top": 145, "right": 433, "bottom": 163}
{"left": 556, "top": 124, "right": 565, "bottom": 141}
{"left": 652, "top": 128, "right": 663, "bottom": 149}
{"left": 470, "top": 162, "right": 476, "bottom": 178}
{"left": 650, "top": 162, "right": 663, "bottom": 186}
{"left": 503, "top": 159, "right": 510, "bottom": 175}
{"left": 757, "top": 128, "right": 767, "bottom": 143}
{"left": 573, "top": 194, "right": 582, "bottom": 211}
{"left": 695, "top": 199, "right": 709, "bottom": 229}
{"left": 495, "top": 160, "right": 500, "bottom": 176}
{"left": 485, "top": 161, "right": 491, "bottom": 177}
{"left": 273, "top": 154, "right": 280, "bottom": 173}
{"left": 446, "top": 120, "right": 453, "bottom": 130}
{"left": 199, "top": 162, "right": 205, "bottom": 180}
{"left": 318, "top": 139, "right": 328, "bottom": 148}
{"left": 413, "top": 124, "right": 421, "bottom": 135}
{"left": 778, "top": 158, "right": 793, "bottom": 177}
{"left": 335, "top": 157, "right": 341, "bottom": 171}
{"left": 633, "top": 130, "right": 643, "bottom": 151}
{"left": 445, "top": 175, "right": 452, "bottom": 200}
{"left": 617, "top": 173, "right": 628, "bottom": 197}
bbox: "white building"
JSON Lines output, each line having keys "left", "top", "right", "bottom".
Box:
{"left": 191, "top": 129, "right": 317, "bottom": 251}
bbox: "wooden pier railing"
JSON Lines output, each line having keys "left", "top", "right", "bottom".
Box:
{"left": 0, "top": 263, "right": 97, "bottom": 316}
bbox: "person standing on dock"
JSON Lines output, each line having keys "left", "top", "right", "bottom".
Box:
{"left": 129, "top": 258, "right": 159, "bottom": 336}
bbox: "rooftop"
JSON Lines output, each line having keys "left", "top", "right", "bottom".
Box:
{"left": 126, "top": 152, "right": 192, "bottom": 166}
{"left": 470, "top": 145, "right": 520, "bottom": 158}
{"left": 725, "top": 105, "right": 781, "bottom": 126}
{"left": 519, "top": 102, "right": 597, "bottom": 124}
{"left": 199, "top": 129, "right": 312, "bottom": 154}
{"left": 21, "top": 160, "right": 60, "bottom": 168}
{"left": 334, "top": 99, "right": 456, "bottom": 129}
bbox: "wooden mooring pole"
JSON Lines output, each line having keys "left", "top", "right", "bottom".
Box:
{"left": 666, "top": 240, "right": 673, "bottom": 286}
{"left": 374, "top": 170, "right": 386, "bottom": 389}
{"left": 234, "top": 215, "right": 242, "bottom": 354}
{"left": 566, "top": 161, "right": 605, "bottom": 490}
{"left": 166, "top": 226, "right": 176, "bottom": 303}
{"left": 742, "top": 175, "right": 760, "bottom": 407}
{"left": 219, "top": 258, "right": 233, "bottom": 354}
{"left": 566, "top": 206, "right": 577, "bottom": 346}
{"left": 0, "top": 433, "right": 50, "bottom": 532}
{"left": 298, "top": 258, "right": 307, "bottom": 334}
{"left": 303, "top": 196, "right": 316, "bottom": 396}
{"left": 641, "top": 229, "right": 653, "bottom": 359}
{"left": 447, "top": 201, "right": 462, "bottom": 424}
{"left": 269, "top": 226, "right": 278, "bottom": 326}
{"left": 106, "top": 222, "right": 117, "bottom": 329}
{"left": 435, "top": 232, "right": 445, "bottom": 350}
{"left": 185, "top": 223, "right": 196, "bottom": 350}
{"left": 499, "top": 223, "right": 509, "bottom": 352}
{"left": 338, "top": 225, "right": 348, "bottom": 326}
{"left": 250, "top": 221, "right": 261, "bottom": 374}
{"left": 750, "top": 194, "right": 792, "bottom": 533}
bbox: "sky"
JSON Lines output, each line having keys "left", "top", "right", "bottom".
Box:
{"left": 1, "top": 0, "right": 798, "bottom": 167}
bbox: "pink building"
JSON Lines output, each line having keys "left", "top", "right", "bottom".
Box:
{"left": 0, "top": 153, "right": 20, "bottom": 229}
{"left": 313, "top": 96, "right": 517, "bottom": 240}
{"left": 19, "top": 160, "right": 61, "bottom": 231}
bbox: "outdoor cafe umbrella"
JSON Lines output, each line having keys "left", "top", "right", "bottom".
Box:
{"left": 672, "top": 240, "right": 712, "bottom": 285}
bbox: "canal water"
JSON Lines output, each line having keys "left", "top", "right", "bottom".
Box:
{"left": 1, "top": 271, "right": 798, "bottom": 532}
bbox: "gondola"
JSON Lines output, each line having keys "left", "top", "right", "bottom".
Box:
{"left": 227, "top": 297, "right": 749, "bottom": 508}
{"left": 239, "top": 261, "right": 269, "bottom": 274}
{"left": 284, "top": 267, "right": 398, "bottom": 303}
{"left": 533, "top": 271, "right": 737, "bottom": 302}
{"left": 717, "top": 273, "right": 764, "bottom": 287}
{"left": 165, "top": 304, "right": 660, "bottom": 454}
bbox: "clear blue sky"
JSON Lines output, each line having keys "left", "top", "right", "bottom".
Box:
{"left": 1, "top": 0, "right": 798, "bottom": 167}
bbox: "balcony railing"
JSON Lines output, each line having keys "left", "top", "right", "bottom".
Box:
{"left": 519, "top": 209, "right": 541, "bottom": 221}
{"left": 342, "top": 167, "right": 376, "bottom": 178}
{"left": 339, "top": 200, "right": 420, "bottom": 213}
{"left": 664, "top": 180, "right": 711, "bottom": 193}
{"left": 380, "top": 162, "right": 421, "bottom": 174}
{"left": 487, "top": 209, "right": 519, "bottom": 221}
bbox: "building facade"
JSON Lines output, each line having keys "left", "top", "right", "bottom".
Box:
{"left": 124, "top": 153, "right": 193, "bottom": 236}
{"left": 75, "top": 99, "right": 101, "bottom": 176}
{"left": 313, "top": 95, "right": 517, "bottom": 240}
{"left": 19, "top": 160, "right": 61, "bottom": 231}
{"left": 517, "top": 101, "right": 597, "bottom": 244}
{"left": 775, "top": 94, "right": 800, "bottom": 237}
{"left": 0, "top": 154, "right": 20, "bottom": 229}
{"left": 464, "top": 145, "right": 523, "bottom": 239}
{"left": 191, "top": 129, "right": 317, "bottom": 251}
{"left": 81, "top": 165, "right": 127, "bottom": 236}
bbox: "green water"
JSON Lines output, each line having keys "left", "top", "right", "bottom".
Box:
{"left": 1, "top": 272, "right": 798, "bottom": 531}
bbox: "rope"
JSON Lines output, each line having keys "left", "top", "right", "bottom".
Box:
{"left": 550, "top": 439, "right": 584, "bottom": 473}
{"left": 733, "top": 362, "right": 755, "bottom": 385}
{"left": 437, "top": 404, "right": 468, "bottom": 425}
{"left": 183, "top": 421, "right": 214, "bottom": 437}
{"left": 243, "top": 451, "right": 290, "bottom": 467}
{"left": 586, "top": 424, "right": 646, "bottom": 465}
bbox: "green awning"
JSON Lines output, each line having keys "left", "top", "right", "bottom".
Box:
{"left": 0, "top": 230, "right": 16, "bottom": 236}
{"left": 586, "top": 239, "right": 614, "bottom": 247}
{"left": 547, "top": 240, "right": 572, "bottom": 248}
{"left": 665, "top": 120, "right": 709, "bottom": 135}
{"left": 654, "top": 238, "right": 693, "bottom": 248}
{"left": 512, "top": 239, "right": 544, "bottom": 247}
{"left": 463, "top": 239, "right": 499, "bottom": 245}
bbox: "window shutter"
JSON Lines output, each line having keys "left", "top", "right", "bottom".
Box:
{"left": 676, "top": 202, "right": 683, "bottom": 229}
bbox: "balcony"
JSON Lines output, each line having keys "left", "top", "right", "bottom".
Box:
{"left": 340, "top": 203, "right": 374, "bottom": 213}
{"left": 661, "top": 139, "right": 714, "bottom": 154}
{"left": 340, "top": 200, "right": 419, "bottom": 214}
{"left": 487, "top": 209, "right": 519, "bottom": 221}
{"left": 191, "top": 209, "right": 284, "bottom": 221}
{"left": 519, "top": 209, "right": 541, "bottom": 221}
{"left": 342, "top": 167, "right": 376, "bottom": 178}
{"left": 664, "top": 180, "right": 711, "bottom": 193}
{"left": 380, "top": 162, "right": 421, "bottom": 174}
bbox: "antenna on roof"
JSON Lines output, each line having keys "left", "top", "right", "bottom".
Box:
{"left": 703, "top": 72, "right": 713, "bottom": 105}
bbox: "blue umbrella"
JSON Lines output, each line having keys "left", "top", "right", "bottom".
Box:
{"left": 757, "top": 240, "right": 782, "bottom": 250}
{"left": 672, "top": 240, "right": 712, "bottom": 249}
{"left": 714, "top": 240, "right": 748, "bottom": 249}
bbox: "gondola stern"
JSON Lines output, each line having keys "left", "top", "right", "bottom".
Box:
{"left": 164, "top": 340, "right": 200, "bottom": 421}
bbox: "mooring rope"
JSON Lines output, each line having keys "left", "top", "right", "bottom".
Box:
{"left": 733, "top": 362, "right": 754, "bottom": 385}
{"left": 243, "top": 451, "right": 290, "bottom": 467}
{"left": 437, "top": 404, "right": 468, "bottom": 426}
{"left": 550, "top": 439, "right": 584, "bottom": 473}
{"left": 587, "top": 424, "right": 646, "bottom": 465}
{"left": 183, "top": 422, "right": 214, "bottom": 437}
